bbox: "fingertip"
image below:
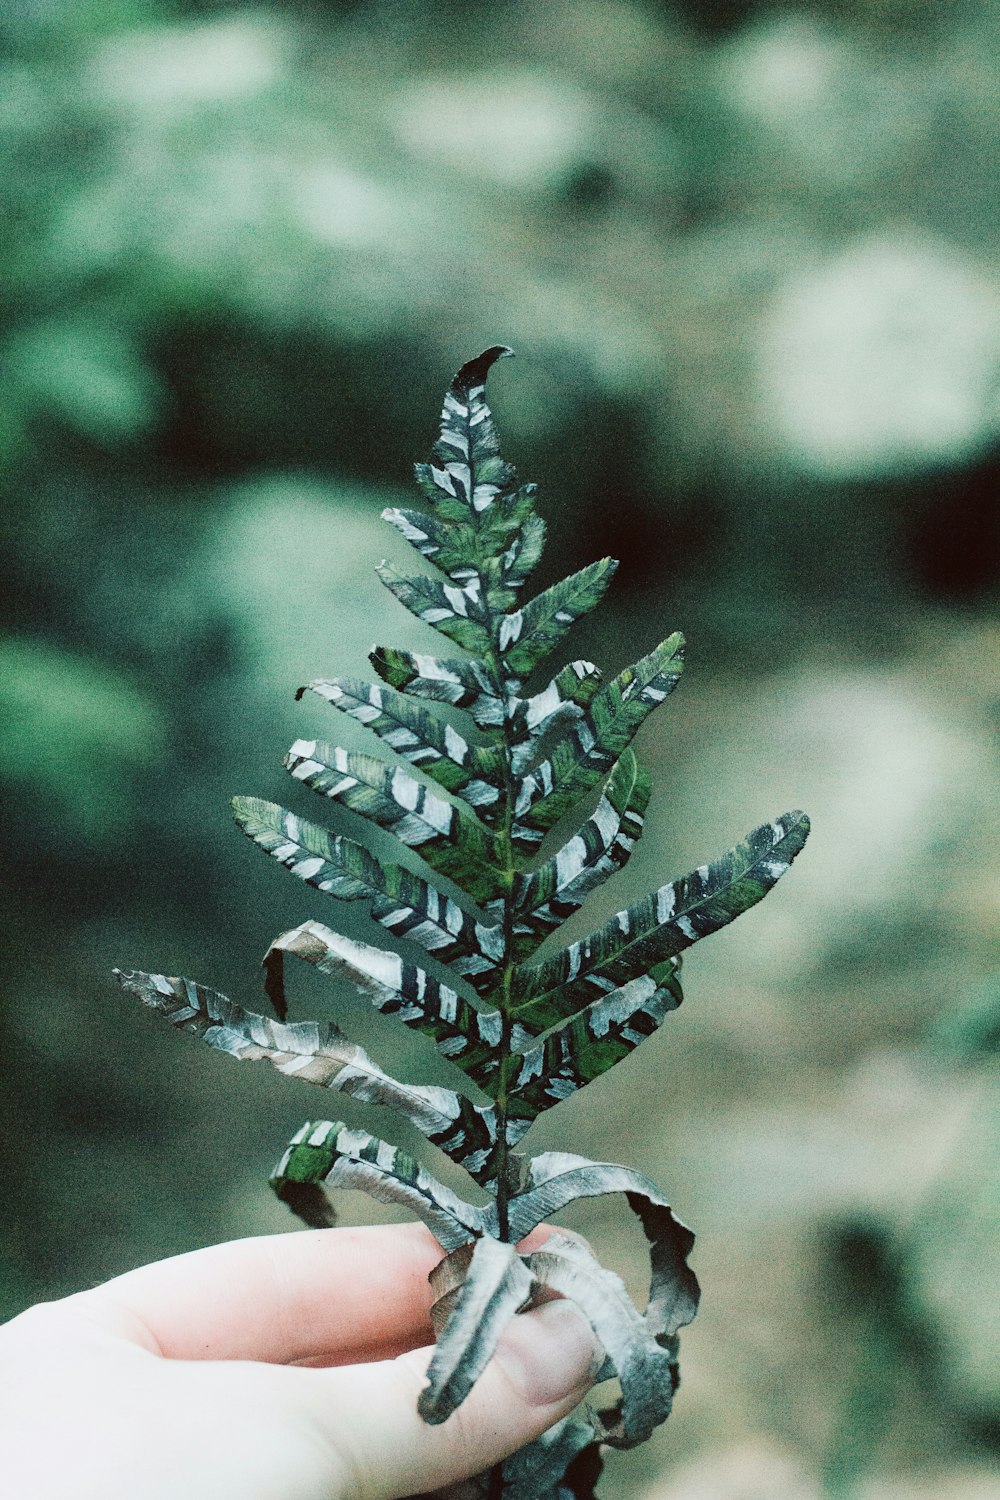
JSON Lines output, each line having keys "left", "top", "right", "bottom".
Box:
{"left": 308, "top": 1302, "right": 601, "bottom": 1499}
{"left": 491, "top": 1300, "right": 602, "bottom": 1408}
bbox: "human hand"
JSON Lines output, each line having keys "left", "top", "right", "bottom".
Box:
{"left": 0, "top": 1223, "right": 600, "bottom": 1499}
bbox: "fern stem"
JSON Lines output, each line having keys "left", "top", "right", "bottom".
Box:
{"left": 486, "top": 615, "right": 518, "bottom": 1243}
{"left": 487, "top": 1458, "right": 506, "bottom": 1500}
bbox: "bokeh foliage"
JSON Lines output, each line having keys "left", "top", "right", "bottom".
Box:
{"left": 1, "top": 2, "right": 997, "bottom": 1496}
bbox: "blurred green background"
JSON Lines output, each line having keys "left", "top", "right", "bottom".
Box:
{"left": 2, "top": 0, "right": 998, "bottom": 1495}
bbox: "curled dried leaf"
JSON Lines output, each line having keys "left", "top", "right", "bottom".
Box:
{"left": 419, "top": 1237, "right": 534, "bottom": 1424}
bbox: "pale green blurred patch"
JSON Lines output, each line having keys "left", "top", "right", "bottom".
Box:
{"left": 176, "top": 474, "right": 416, "bottom": 741}
{"left": 903, "top": 1065, "right": 1000, "bottom": 1423}
{"left": 0, "top": 635, "right": 167, "bottom": 843}
{"left": 757, "top": 232, "right": 1000, "bottom": 478}
{"left": 7, "top": 318, "right": 162, "bottom": 442}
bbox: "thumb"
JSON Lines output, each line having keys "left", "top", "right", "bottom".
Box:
{"left": 310, "top": 1299, "right": 602, "bottom": 1500}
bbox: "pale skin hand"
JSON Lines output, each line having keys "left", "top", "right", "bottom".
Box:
{"left": 0, "top": 1223, "right": 601, "bottom": 1500}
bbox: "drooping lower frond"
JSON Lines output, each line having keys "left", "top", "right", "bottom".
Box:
{"left": 262, "top": 922, "right": 503, "bottom": 1090}
{"left": 231, "top": 796, "right": 503, "bottom": 991}
{"left": 270, "top": 1119, "right": 485, "bottom": 1246}
{"left": 115, "top": 969, "right": 499, "bottom": 1174}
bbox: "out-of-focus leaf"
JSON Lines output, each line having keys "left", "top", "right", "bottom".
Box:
{"left": 7, "top": 319, "right": 160, "bottom": 441}
{"left": 0, "top": 634, "right": 166, "bottom": 843}
{"left": 902, "top": 1068, "right": 1000, "bottom": 1419}
{"left": 758, "top": 231, "right": 1000, "bottom": 479}
{"left": 930, "top": 975, "right": 1000, "bottom": 1061}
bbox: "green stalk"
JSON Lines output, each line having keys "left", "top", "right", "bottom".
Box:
{"left": 484, "top": 603, "right": 518, "bottom": 1246}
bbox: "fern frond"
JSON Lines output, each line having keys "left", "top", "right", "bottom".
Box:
{"left": 508, "top": 749, "right": 651, "bottom": 949}
{"left": 525, "top": 1232, "right": 675, "bottom": 1447}
{"left": 500, "top": 1151, "right": 699, "bottom": 1338}
{"left": 420, "top": 1237, "right": 535, "bottom": 1424}
{"left": 370, "top": 644, "right": 499, "bottom": 711}
{"left": 296, "top": 675, "right": 505, "bottom": 807}
{"left": 119, "top": 346, "right": 809, "bottom": 1498}
{"left": 507, "top": 965, "right": 684, "bottom": 1114}
{"left": 496, "top": 557, "right": 619, "bottom": 678}
{"left": 506, "top": 661, "right": 603, "bottom": 778}
{"left": 511, "top": 632, "right": 685, "bottom": 848}
{"left": 374, "top": 563, "right": 493, "bottom": 655}
{"left": 282, "top": 742, "right": 502, "bottom": 901}
{"left": 114, "top": 969, "right": 496, "bottom": 1169}
{"left": 414, "top": 344, "right": 516, "bottom": 519}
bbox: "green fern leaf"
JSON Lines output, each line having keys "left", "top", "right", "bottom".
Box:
{"left": 383, "top": 504, "right": 547, "bottom": 597}
{"left": 120, "top": 346, "right": 809, "bottom": 1498}
{"left": 508, "top": 748, "right": 651, "bottom": 949}
{"left": 370, "top": 643, "right": 499, "bottom": 712}
{"left": 511, "top": 632, "right": 685, "bottom": 848}
{"left": 374, "top": 562, "right": 493, "bottom": 655}
{"left": 262, "top": 921, "right": 503, "bottom": 1089}
{"left": 508, "top": 964, "right": 683, "bottom": 1115}
{"left": 497, "top": 557, "right": 619, "bottom": 678}
{"left": 282, "top": 742, "right": 502, "bottom": 902}
{"left": 514, "top": 811, "right": 810, "bottom": 1016}
{"left": 296, "top": 674, "right": 505, "bottom": 806}
{"left": 413, "top": 344, "right": 516, "bottom": 519}
{"left": 232, "top": 795, "right": 503, "bottom": 991}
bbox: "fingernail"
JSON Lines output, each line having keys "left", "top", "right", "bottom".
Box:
{"left": 494, "top": 1300, "right": 603, "bottom": 1408}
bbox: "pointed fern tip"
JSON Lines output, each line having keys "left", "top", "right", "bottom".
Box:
{"left": 231, "top": 794, "right": 258, "bottom": 825}
{"left": 453, "top": 346, "right": 515, "bottom": 389}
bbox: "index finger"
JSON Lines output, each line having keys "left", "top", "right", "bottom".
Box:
{"left": 74, "top": 1222, "right": 558, "bottom": 1368}
{"left": 77, "top": 1223, "right": 443, "bottom": 1366}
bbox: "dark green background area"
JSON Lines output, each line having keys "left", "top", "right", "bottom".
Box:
{"left": 2, "top": 2, "right": 998, "bottom": 1496}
